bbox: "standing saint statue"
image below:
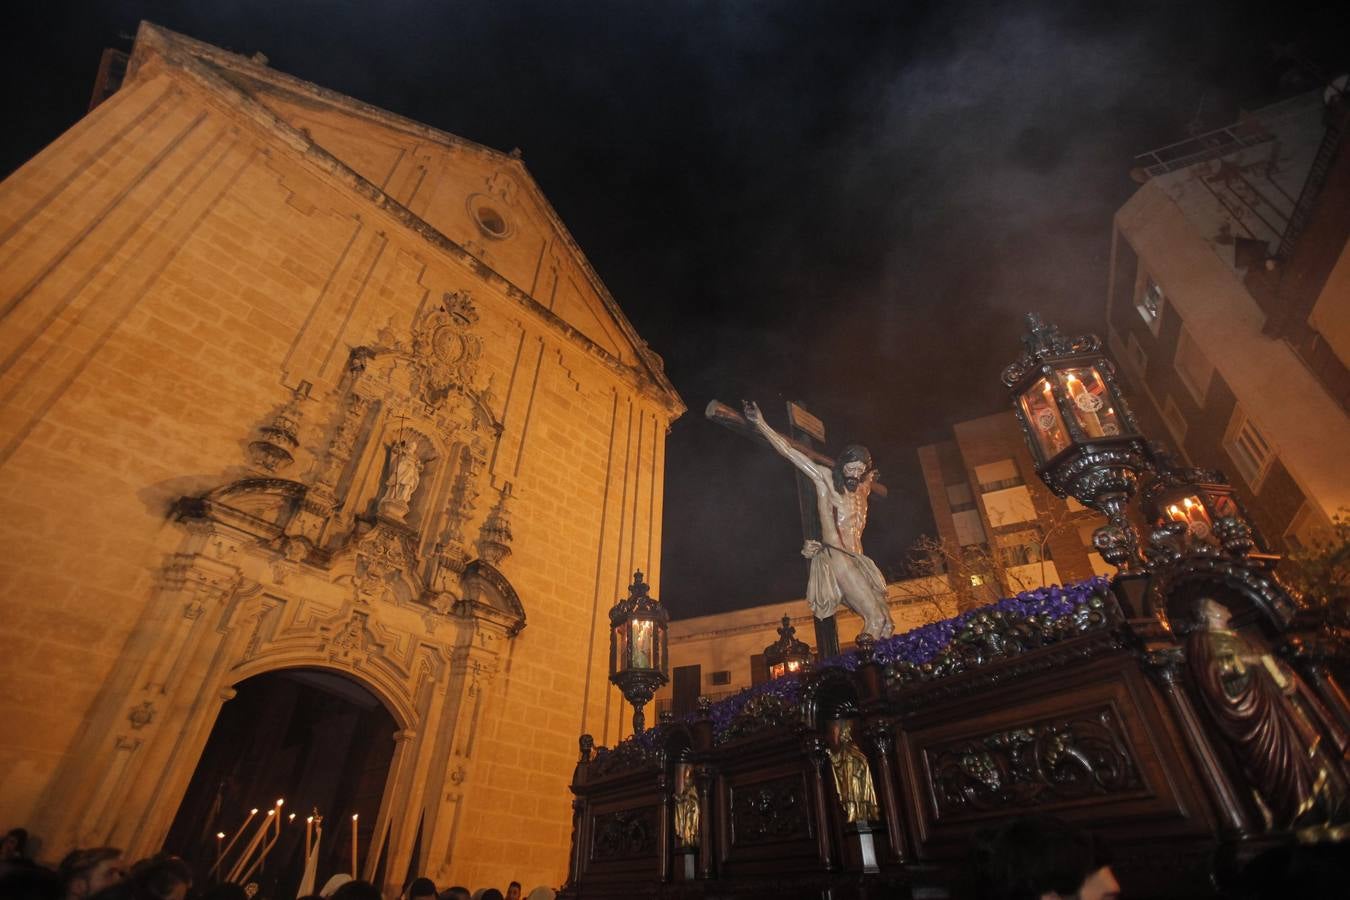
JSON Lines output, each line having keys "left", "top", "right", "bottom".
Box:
{"left": 828, "top": 719, "right": 879, "bottom": 823}
{"left": 1187, "top": 597, "right": 1346, "bottom": 831}
{"left": 382, "top": 438, "right": 423, "bottom": 505}
{"left": 673, "top": 765, "right": 700, "bottom": 849}
{"left": 743, "top": 401, "right": 894, "bottom": 639}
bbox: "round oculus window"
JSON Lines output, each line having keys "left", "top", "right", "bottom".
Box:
{"left": 465, "top": 193, "right": 512, "bottom": 240}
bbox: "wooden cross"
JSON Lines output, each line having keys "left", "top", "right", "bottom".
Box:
{"left": 706, "top": 399, "right": 887, "bottom": 658}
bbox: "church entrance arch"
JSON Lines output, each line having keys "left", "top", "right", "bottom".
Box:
{"left": 164, "top": 668, "right": 399, "bottom": 897}
{"left": 37, "top": 296, "right": 527, "bottom": 895}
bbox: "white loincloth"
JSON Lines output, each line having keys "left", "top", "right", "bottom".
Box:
{"left": 803, "top": 540, "right": 887, "bottom": 620}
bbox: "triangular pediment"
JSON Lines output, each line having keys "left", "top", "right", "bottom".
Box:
{"left": 126, "top": 21, "right": 683, "bottom": 415}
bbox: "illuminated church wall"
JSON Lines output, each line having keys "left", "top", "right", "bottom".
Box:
{"left": 0, "top": 22, "right": 681, "bottom": 892}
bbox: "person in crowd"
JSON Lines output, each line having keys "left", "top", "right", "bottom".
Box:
{"left": 200, "top": 885, "right": 248, "bottom": 900}
{"left": 2, "top": 828, "right": 29, "bottom": 859}
{"left": 970, "top": 815, "right": 1120, "bottom": 900}
{"left": 87, "top": 855, "right": 192, "bottom": 900}
{"left": 1, "top": 828, "right": 36, "bottom": 876}
{"left": 438, "top": 886, "right": 470, "bottom": 900}
{"left": 478, "top": 890, "right": 503, "bottom": 900}
{"left": 1229, "top": 841, "right": 1350, "bottom": 899}
{"left": 504, "top": 883, "right": 520, "bottom": 900}
{"left": 0, "top": 864, "right": 63, "bottom": 900}
{"left": 406, "top": 876, "right": 437, "bottom": 900}
{"left": 59, "top": 848, "right": 126, "bottom": 900}
{"left": 330, "top": 880, "right": 382, "bottom": 900}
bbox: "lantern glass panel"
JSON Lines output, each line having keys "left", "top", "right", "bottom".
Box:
{"left": 631, "top": 618, "right": 655, "bottom": 669}
{"left": 1164, "top": 494, "right": 1215, "bottom": 543}
{"left": 613, "top": 623, "right": 629, "bottom": 673}
{"left": 1209, "top": 492, "right": 1238, "bottom": 519}
{"left": 1019, "top": 377, "right": 1071, "bottom": 461}
{"left": 769, "top": 662, "right": 787, "bottom": 679}
{"left": 1056, "top": 367, "right": 1122, "bottom": 439}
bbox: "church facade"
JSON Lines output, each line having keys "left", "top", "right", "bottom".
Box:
{"left": 0, "top": 22, "right": 682, "bottom": 892}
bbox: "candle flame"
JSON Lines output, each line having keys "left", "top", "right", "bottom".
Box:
{"left": 250, "top": 809, "right": 259, "bottom": 815}
{"left": 289, "top": 813, "right": 296, "bottom": 821}
{"left": 276, "top": 799, "right": 285, "bottom": 807}
{"left": 267, "top": 810, "right": 275, "bottom": 817}
{"left": 307, "top": 817, "right": 314, "bottom": 824}
{"left": 217, "top": 832, "right": 226, "bottom": 839}
{"left": 352, "top": 814, "right": 359, "bottom": 820}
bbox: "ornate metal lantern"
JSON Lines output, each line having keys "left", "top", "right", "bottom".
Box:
{"left": 608, "top": 570, "right": 669, "bottom": 733}
{"left": 1139, "top": 452, "right": 1270, "bottom": 558}
{"left": 764, "top": 614, "right": 812, "bottom": 679}
{"left": 1002, "top": 314, "right": 1153, "bottom": 572}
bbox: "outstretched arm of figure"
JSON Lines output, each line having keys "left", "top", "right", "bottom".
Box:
{"left": 742, "top": 400, "right": 828, "bottom": 486}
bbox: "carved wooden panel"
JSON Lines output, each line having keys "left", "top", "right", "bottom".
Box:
{"left": 927, "top": 705, "right": 1144, "bottom": 816}
{"left": 729, "top": 773, "right": 812, "bottom": 846}
{"left": 590, "top": 806, "right": 658, "bottom": 862}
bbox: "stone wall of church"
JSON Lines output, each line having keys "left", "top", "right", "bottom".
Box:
{"left": 0, "top": 27, "right": 677, "bottom": 892}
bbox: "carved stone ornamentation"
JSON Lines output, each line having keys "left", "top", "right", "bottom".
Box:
{"left": 409, "top": 292, "right": 486, "bottom": 412}
{"left": 315, "top": 391, "right": 370, "bottom": 491}
{"left": 928, "top": 708, "right": 1143, "bottom": 817}
{"left": 476, "top": 482, "right": 514, "bottom": 566}
{"left": 730, "top": 775, "right": 812, "bottom": 845}
{"left": 246, "top": 383, "right": 309, "bottom": 473}
{"left": 128, "top": 701, "right": 156, "bottom": 730}
{"left": 591, "top": 807, "right": 659, "bottom": 861}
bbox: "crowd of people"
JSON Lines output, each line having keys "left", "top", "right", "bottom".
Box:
{"left": 3, "top": 818, "right": 1345, "bottom": 899}
{"left": 0, "top": 829, "right": 546, "bottom": 900}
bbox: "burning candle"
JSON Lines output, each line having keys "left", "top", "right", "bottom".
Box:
{"left": 227, "top": 808, "right": 275, "bottom": 883}
{"left": 275, "top": 799, "right": 285, "bottom": 836}
{"left": 305, "top": 816, "right": 313, "bottom": 858}
{"left": 215, "top": 833, "right": 224, "bottom": 879}
{"left": 351, "top": 814, "right": 359, "bottom": 877}
{"left": 212, "top": 808, "right": 257, "bottom": 877}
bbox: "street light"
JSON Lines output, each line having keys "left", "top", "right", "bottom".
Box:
{"left": 608, "top": 570, "right": 669, "bottom": 734}
{"left": 1002, "top": 314, "right": 1153, "bottom": 572}
{"left": 764, "top": 614, "right": 812, "bottom": 679}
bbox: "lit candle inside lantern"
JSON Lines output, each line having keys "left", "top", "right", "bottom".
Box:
{"left": 1064, "top": 373, "right": 1104, "bottom": 438}
{"left": 351, "top": 814, "right": 359, "bottom": 877}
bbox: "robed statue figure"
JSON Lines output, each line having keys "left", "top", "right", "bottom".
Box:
{"left": 673, "top": 765, "right": 700, "bottom": 849}
{"left": 1187, "top": 597, "right": 1346, "bottom": 831}
{"left": 828, "top": 719, "right": 879, "bottom": 824}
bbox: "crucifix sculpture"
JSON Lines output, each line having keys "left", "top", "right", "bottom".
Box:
{"left": 706, "top": 400, "right": 894, "bottom": 657}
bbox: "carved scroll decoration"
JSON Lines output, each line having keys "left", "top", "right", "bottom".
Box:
{"left": 928, "top": 707, "right": 1143, "bottom": 817}
{"left": 730, "top": 774, "right": 812, "bottom": 845}
{"left": 591, "top": 807, "right": 659, "bottom": 861}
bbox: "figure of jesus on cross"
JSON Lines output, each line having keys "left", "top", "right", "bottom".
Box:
{"left": 739, "top": 400, "right": 895, "bottom": 640}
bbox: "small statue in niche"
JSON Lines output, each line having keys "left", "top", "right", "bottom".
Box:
{"left": 381, "top": 437, "right": 423, "bottom": 507}
{"left": 828, "top": 719, "right": 878, "bottom": 824}
{"left": 673, "top": 764, "right": 699, "bottom": 849}
{"left": 1186, "top": 597, "right": 1346, "bottom": 831}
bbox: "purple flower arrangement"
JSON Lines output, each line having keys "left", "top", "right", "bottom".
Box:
{"left": 591, "top": 576, "right": 1114, "bottom": 764}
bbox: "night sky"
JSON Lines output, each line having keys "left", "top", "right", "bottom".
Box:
{"left": 3, "top": 1, "right": 1343, "bottom": 618}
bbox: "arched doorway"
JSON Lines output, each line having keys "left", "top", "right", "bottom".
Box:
{"left": 163, "top": 668, "right": 399, "bottom": 896}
